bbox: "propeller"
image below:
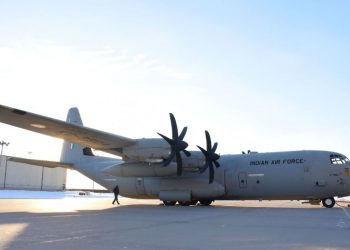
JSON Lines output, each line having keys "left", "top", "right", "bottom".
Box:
{"left": 158, "top": 113, "right": 191, "bottom": 176}
{"left": 197, "top": 130, "right": 220, "bottom": 184}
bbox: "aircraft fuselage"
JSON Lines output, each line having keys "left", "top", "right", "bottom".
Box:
{"left": 85, "top": 150, "right": 350, "bottom": 203}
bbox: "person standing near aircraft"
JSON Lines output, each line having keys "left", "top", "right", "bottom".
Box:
{"left": 112, "top": 185, "right": 120, "bottom": 205}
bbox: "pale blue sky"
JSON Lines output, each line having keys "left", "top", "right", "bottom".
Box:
{"left": 0, "top": 0, "right": 350, "bottom": 160}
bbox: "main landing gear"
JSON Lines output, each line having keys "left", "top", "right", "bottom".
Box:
{"left": 163, "top": 201, "right": 177, "bottom": 206}
{"left": 162, "top": 200, "right": 214, "bottom": 206}
{"left": 322, "top": 197, "right": 335, "bottom": 208}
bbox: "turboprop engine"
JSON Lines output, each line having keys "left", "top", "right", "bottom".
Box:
{"left": 122, "top": 138, "right": 170, "bottom": 162}
{"left": 103, "top": 162, "right": 178, "bottom": 177}
{"left": 103, "top": 152, "right": 205, "bottom": 177}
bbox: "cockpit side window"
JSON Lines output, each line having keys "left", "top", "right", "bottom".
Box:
{"left": 330, "top": 154, "right": 350, "bottom": 165}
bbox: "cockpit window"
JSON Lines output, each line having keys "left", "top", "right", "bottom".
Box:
{"left": 330, "top": 154, "right": 350, "bottom": 165}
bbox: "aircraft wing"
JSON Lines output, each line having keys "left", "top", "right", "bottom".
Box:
{"left": 8, "top": 157, "right": 74, "bottom": 169}
{"left": 0, "top": 104, "right": 136, "bottom": 157}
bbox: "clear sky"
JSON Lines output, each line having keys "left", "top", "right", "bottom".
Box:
{"left": 1, "top": 0, "right": 350, "bottom": 163}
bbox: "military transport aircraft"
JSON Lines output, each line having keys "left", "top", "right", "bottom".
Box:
{"left": 0, "top": 104, "right": 349, "bottom": 208}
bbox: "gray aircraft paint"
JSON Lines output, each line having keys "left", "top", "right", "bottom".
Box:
{"left": 76, "top": 150, "right": 349, "bottom": 201}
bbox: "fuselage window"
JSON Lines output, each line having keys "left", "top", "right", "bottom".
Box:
{"left": 330, "top": 154, "right": 350, "bottom": 165}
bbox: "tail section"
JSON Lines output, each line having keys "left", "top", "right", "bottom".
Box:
{"left": 59, "top": 107, "right": 122, "bottom": 190}
{"left": 60, "top": 108, "right": 90, "bottom": 163}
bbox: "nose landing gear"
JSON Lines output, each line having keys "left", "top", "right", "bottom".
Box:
{"left": 322, "top": 197, "right": 335, "bottom": 208}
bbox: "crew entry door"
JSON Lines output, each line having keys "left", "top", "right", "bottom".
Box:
{"left": 136, "top": 177, "right": 145, "bottom": 195}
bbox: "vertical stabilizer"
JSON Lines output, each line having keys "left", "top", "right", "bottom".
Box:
{"left": 59, "top": 108, "right": 121, "bottom": 191}
{"left": 66, "top": 107, "right": 83, "bottom": 125}
{"left": 60, "top": 108, "right": 87, "bottom": 163}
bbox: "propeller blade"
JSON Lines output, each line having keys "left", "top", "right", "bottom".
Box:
{"left": 157, "top": 133, "right": 173, "bottom": 145}
{"left": 197, "top": 145, "right": 207, "bottom": 156}
{"left": 214, "top": 160, "right": 220, "bottom": 168}
{"left": 205, "top": 130, "right": 212, "bottom": 150}
{"left": 178, "top": 126, "right": 188, "bottom": 140}
{"left": 200, "top": 161, "right": 209, "bottom": 173}
{"left": 163, "top": 150, "right": 176, "bottom": 167}
{"left": 212, "top": 142, "right": 218, "bottom": 152}
{"left": 176, "top": 151, "right": 183, "bottom": 176}
{"left": 170, "top": 113, "right": 178, "bottom": 139}
{"left": 209, "top": 162, "right": 214, "bottom": 184}
{"left": 183, "top": 149, "right": 191, "bottom": 157}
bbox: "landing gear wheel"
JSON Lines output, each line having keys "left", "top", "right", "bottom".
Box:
{"left": 163, "top": 201, "right": 176, "bottom": 206}
{"left": 190, "top": 201, "right": 198, "bottom": 206}
{"left": 322, "top": 197, "right": 335, "bottom": 208}
{"left": 199, "top": 200, "right": 213, "bottom": 206}
{"left": 178, "top": 201, "right": 191, "bottom": 206}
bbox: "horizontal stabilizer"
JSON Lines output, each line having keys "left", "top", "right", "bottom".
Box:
{"left": 8, "top": 157, "right": 74, "bottom": 169}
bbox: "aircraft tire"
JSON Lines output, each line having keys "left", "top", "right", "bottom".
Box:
{"left": 322, "top": 197, "right": 335, "bottom": 208}
{"left": 163, "top": 201, "right": 176, "bottom": 206}
{"left": 199, "top": 200, "right": 213, "bottom": 206}
{"left": 178, "top": 201, "right": 191, "bottom": 206}
{"left": 190, "top": 200, "right": 198, "bottom": 206}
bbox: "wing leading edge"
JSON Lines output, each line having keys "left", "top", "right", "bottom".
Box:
{"left": 0, "top": 104, "right": 136, "bottom": 157}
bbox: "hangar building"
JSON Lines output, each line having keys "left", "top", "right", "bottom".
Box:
{"left": 0, "top": 155, "right": 66, "bottom": 190}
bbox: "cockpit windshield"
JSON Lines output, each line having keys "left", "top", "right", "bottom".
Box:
{"left": 330, "top": 154, "right": 350, "bottom": 165}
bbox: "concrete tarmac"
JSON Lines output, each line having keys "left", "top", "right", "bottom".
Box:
{"left": 1, "top": 198, "right": 350, "bottom": 250}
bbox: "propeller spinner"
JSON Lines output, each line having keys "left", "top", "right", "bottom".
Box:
{"left": 158, "top": 113, "right": 191, "bottom": 176}
{"left": 197, "top": 130, "right": 220, "bottom": 184}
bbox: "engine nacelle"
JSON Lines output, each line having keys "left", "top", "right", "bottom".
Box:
{"left": 180, "top": 151, "right": 206, "bottom": 171}
{"left": 103, "top": 153, "right": 206, "bottom": 177}
{"left": 123, "top": 138, "right": 170, "bottom": 162}
{"left": 103, "top": 162, "right": 178, "bottom": 177}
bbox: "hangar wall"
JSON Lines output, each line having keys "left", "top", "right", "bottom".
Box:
{"left": 0, "top": 155, "right": 66, "bottom": 190}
